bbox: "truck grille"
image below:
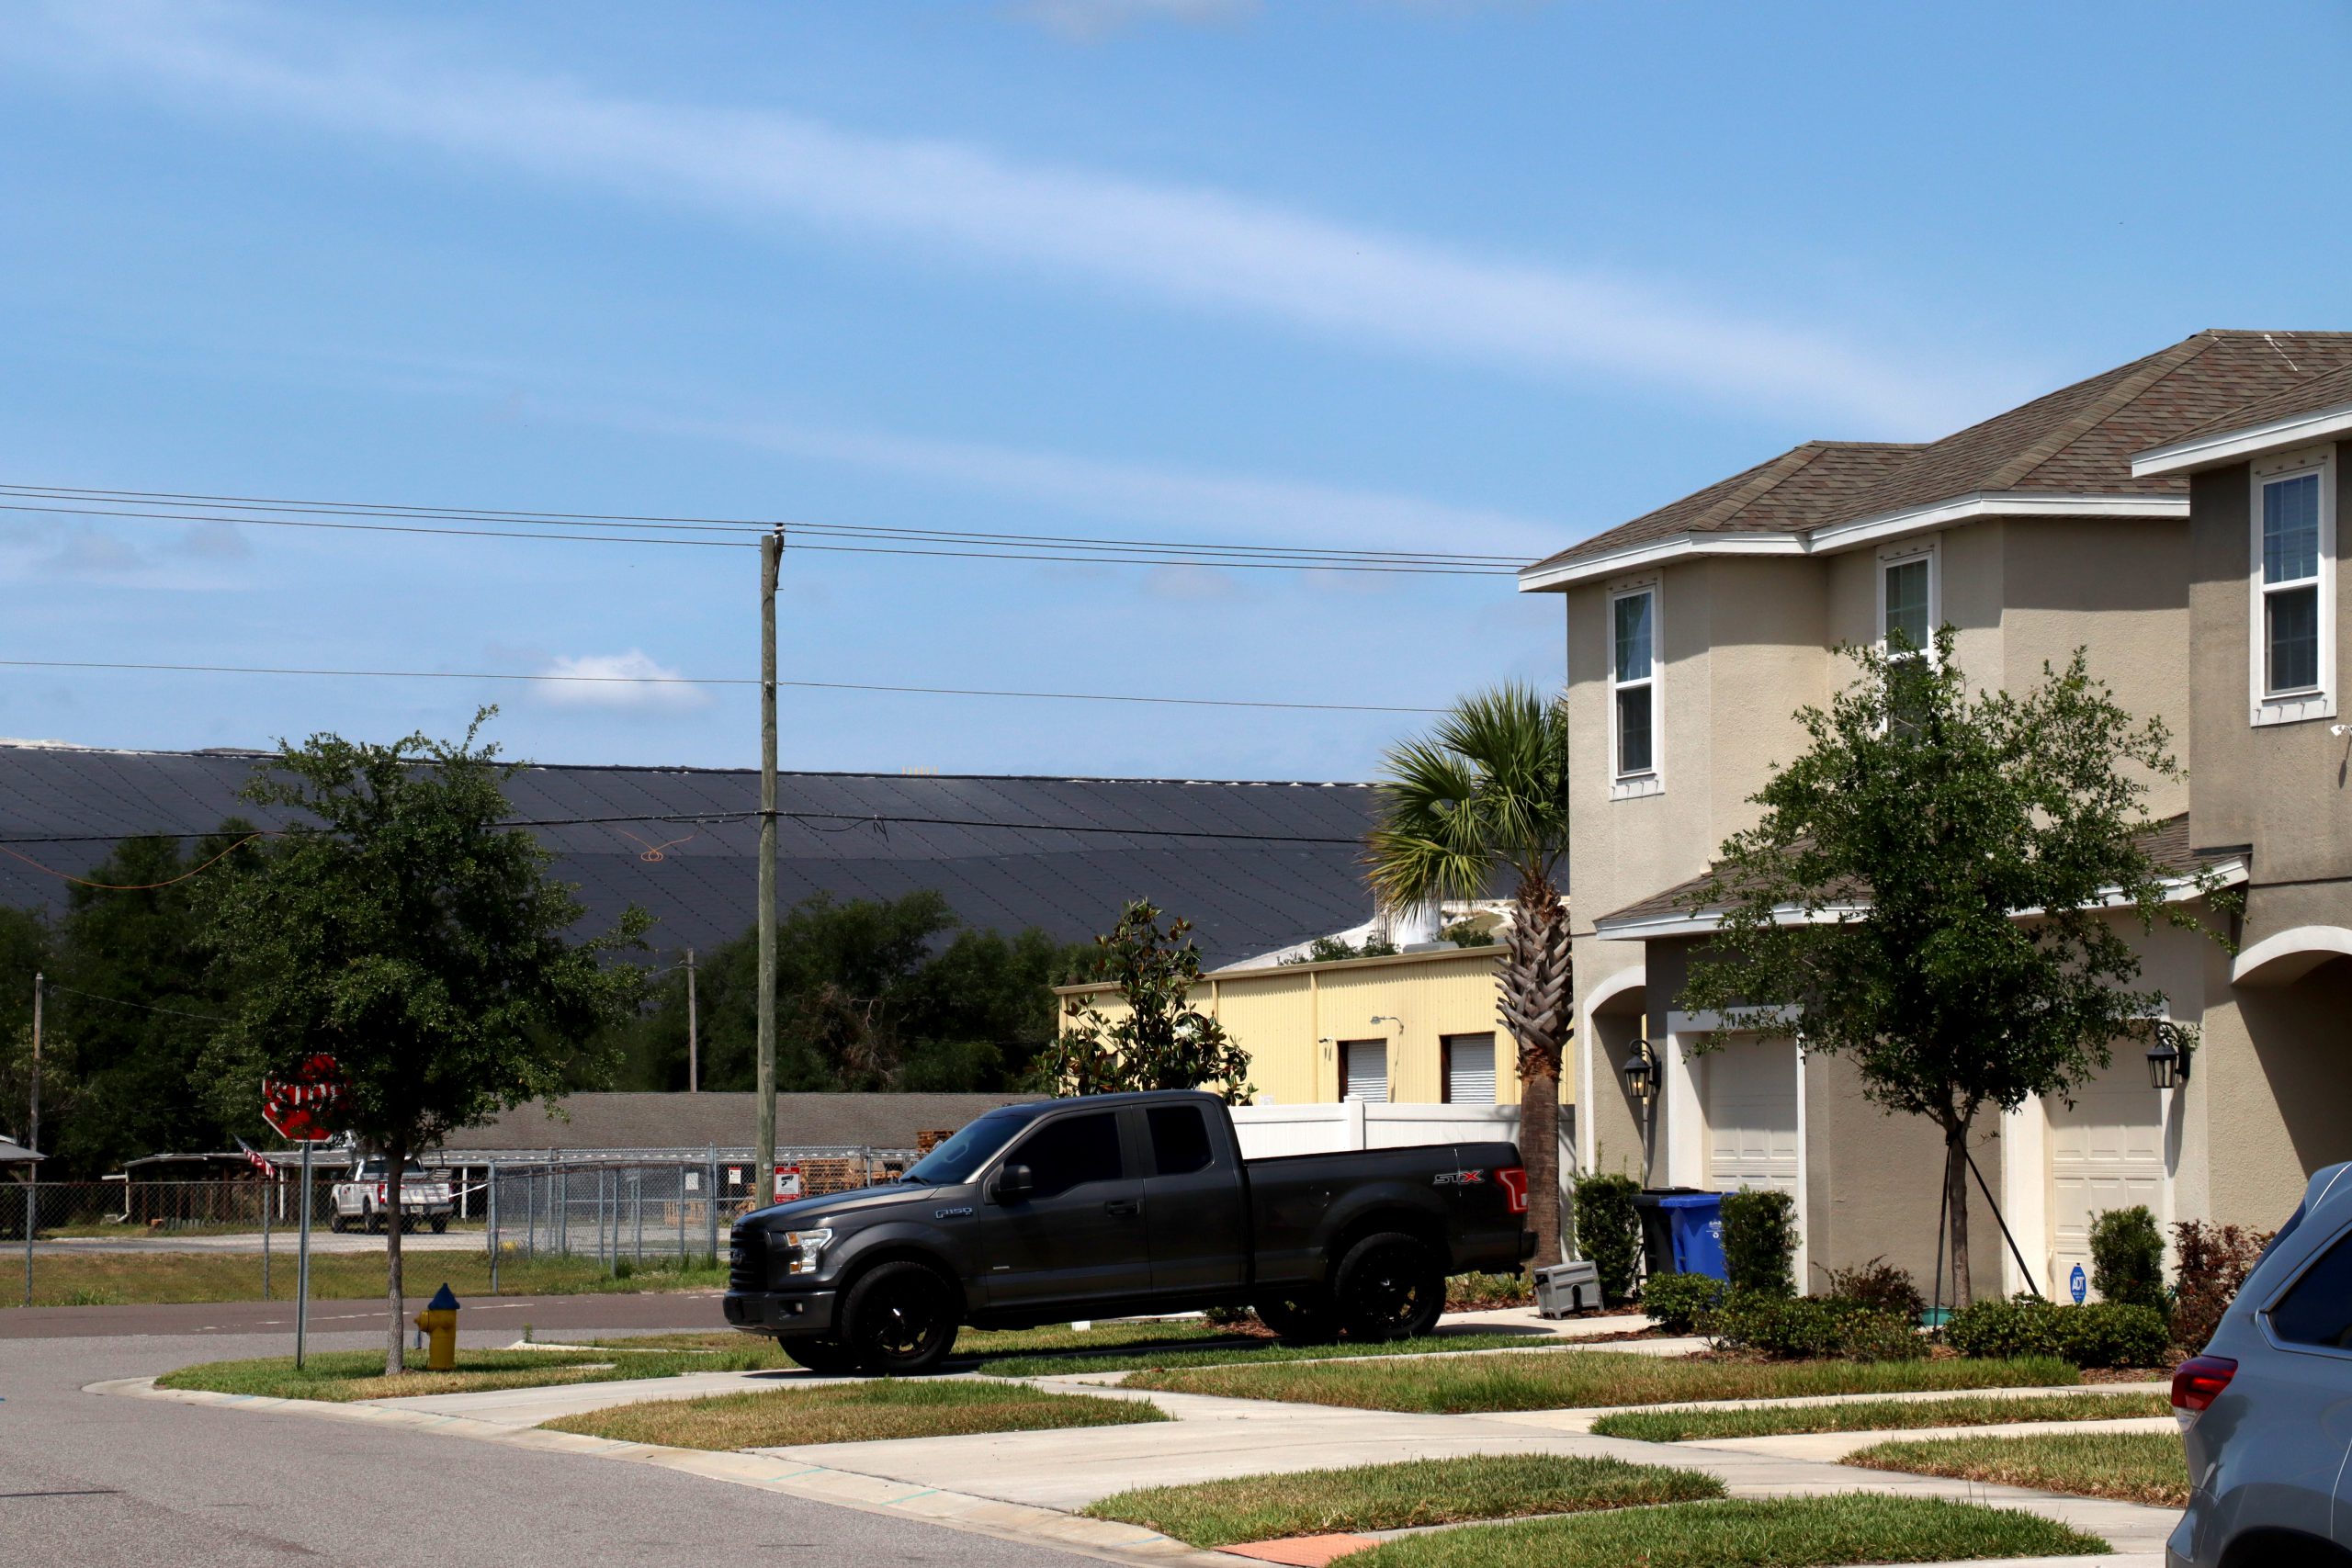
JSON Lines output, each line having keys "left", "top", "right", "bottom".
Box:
{"left": 728, "top": 1233, "right": 763, "bottom": 1292}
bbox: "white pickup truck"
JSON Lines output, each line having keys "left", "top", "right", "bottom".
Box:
{"left": 329, "top": 1157, "right": 455, "bottom": 1234}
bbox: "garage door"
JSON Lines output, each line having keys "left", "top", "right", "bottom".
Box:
{"left": 1706, "top": 1035, "right": 1799, "bottom": 1193}
{"left": 2047, "top": 1051, "right": 2165, "bottom": 1298}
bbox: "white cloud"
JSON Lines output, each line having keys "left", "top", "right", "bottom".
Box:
{"left": 602, "top": 404, "right": 1566, "bottom": 558}
{"left": 24, "top": 2, "right": 2019, "bottom": 430}
{"left": 535, "top": 650, "right": 712, "bottom": 713}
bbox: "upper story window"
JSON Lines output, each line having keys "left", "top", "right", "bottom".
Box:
{"left": 2250, "top": 450, "right": 2336, "bottom": 727}
{"left": 1878, "top": 541, "right": 1938, "bottom": 655}
{"left": 1610, "top": 586, "right": 1660, "bottom": 796}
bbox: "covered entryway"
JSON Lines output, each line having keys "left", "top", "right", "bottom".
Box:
{"left": 2045, "top": 1049, "right": 2165, "bottom": 1298}
{"left": 1703, "top": 1035, "right": 1801, "bottom": 1194}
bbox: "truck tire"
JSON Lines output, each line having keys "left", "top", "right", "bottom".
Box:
{"left": 838, "top": 1260, "right": 960, "bottom": 1375}
{"left": 1334, "top": 1232, "right": 1444, "bottom": 1341}
{"left": 784, "top": 1338, "right": 859, "bottom": 1376}
{"left": 365, "top": 1207, "right": 383, "bottom": 1235}
{"left": 330, "top": 1213, "right": 348, "bottom": 1235}
{"left": 430, "top": 1216, "right": 448, "bottom": 1235}
{"left": 1253, "top": 1293, "right": 1340, "bottom": 1345}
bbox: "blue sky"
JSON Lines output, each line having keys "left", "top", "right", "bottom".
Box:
{"left": 3, "top": 0, "right": 2346, "bottom": 780}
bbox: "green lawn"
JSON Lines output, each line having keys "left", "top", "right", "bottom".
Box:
{"left": 1590, "top": 1390, "right": 2171, "bottom": 1442}
{"left": 1083, "top": 1455, "right": 1722, "bottom": 1548}
{"left": 1848, "top": 1430, "right": 2190, "bottom": 1507}
{"left": 1123, "top": 1350, "right": 2081, "bottom": 1415}
{"left": 19, "top": 1247, "right": 721, "bottom": 1307}
{"left": 978, "top": 1328, "right": 1570, "bottom": 1378}
{"left": 542, "top": 1378, "right": 1162, "bottom": 1449}
{"left": 156, "top": 1343, "right": 793, "bottom": 1402}
{"left": 1344, "top": 1495, "right": 2109, "bottom": 1568}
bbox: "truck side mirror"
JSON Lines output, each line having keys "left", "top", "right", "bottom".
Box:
{"left": 995, "top": 1163, "right": 1035, "bottom": 1204}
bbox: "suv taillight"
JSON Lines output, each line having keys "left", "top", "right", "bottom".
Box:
{"left": 2171, "top": 1355, "right": 2236, "bottom": 1426}
{"left": 1496, "top": 1168, "right": 1529, "bottom": 1214}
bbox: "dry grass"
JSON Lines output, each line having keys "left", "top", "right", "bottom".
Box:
{"left": 156, "top": 1343, "right": 793, "bottom": 1402}
{"left": 1123, "top": 1350, "right": 2081, "bottom": 1415}
{"left": 19, "top": 1248, "right": 720, "bottom": 1307}
{"left": 1084, "top": 1454, "right": 1722, "bottom": 1547}
{"left": 542, "top": 1378, "right": 1163, "bottom": 1450}
{"left": 1847, "top": 1430, "right": 2191, "bottom": 1507}
{"left": 1590, "top": 1390, "right": 2172, "bottom": 1442}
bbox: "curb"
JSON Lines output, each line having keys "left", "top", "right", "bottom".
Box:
{"left": 90, "top": 1377, "right": 1229, "bottom": 1568}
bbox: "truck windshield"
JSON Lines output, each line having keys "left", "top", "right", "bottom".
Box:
{"left": 900, "top": 1106, "right": 1036, "bottom": 1186}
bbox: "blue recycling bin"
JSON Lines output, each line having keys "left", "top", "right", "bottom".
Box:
{"left": 1659, "top": 1191, "right": 1727, "bottom": 1280}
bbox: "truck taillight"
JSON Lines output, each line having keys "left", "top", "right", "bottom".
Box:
{"left": 2171, "top": 1355, "right": 2236, "bottom": 1428}
{"left": 375, "top": 1184, "right": 387, "bottom": 1201}
{"left": 1496, "top": 1168, "right": 1528, "bottom": 1214}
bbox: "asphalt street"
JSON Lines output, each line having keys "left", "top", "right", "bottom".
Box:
{"left": 1, "top": 1311, "right": 1104, "bottom": 1568}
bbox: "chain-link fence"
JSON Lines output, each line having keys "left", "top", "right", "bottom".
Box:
{"left": 8, "top": 1148, "right": 916, "bottom": 1308}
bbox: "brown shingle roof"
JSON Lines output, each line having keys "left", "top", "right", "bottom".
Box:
{"left": 2157, "top": 358, "right": 2352, "bottom": 447}
{"left": 1593, "top": 813, "right": 2210, "bottom": 931}
{"left": 1529, "top": 332, "right": 2352, "bottom": 578}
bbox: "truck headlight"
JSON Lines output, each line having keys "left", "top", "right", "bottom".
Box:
{"left": 782, "top": 1228, "right": 834, "bottom": 1275}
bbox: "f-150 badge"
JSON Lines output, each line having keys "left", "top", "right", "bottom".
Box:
{"left": 935, "top": 1206, "right": 975, "bottom": 1219}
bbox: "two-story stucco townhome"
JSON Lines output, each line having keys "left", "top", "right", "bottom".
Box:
{"left": 1518, "top": 329, "right": 2352, "bottom": 1301}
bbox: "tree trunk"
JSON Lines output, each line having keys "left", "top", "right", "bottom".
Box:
{"left": 1942, "top": 1115, "right": 1973, "bottom": 1310}
{"left": 1498, "top": 876, "right": 1571, "bottom": 1267}
{"left": 384, "top": 1146, "right": 406, "bottom": 1372}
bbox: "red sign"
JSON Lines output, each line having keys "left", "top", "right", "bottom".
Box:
{"left": 262, "top": 1055, "right": 347, "bottom": 1142}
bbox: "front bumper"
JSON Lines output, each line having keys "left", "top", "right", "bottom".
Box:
{"left": 722, "top": 1289, "right": 841, "bottom": 1338}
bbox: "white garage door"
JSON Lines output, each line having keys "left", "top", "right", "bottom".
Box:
{"left": 2047, "top": 1052, "right": 2165, "bottom": 1297}
{"left": 1706, "top": 1035, "right": 1799, "bottom": 1193}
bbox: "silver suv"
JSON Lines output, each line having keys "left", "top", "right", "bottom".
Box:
{"left": 2169, "top": 1160, "right": 2352, "bottom": 1567}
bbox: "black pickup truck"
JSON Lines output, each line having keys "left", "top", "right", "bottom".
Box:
{"left": 724, "top": 1089, "right": 1533, "bottom": 1374}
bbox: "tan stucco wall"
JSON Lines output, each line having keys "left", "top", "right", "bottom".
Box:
{"left": 2200, "top": 953, "right": 2352, "bottom": 1232}
{"left": 2188, "top": 449, "right": 2352, "bottom": 884}
{"left": 1054, "top": 946, "right": 1556, "bottom": 1111}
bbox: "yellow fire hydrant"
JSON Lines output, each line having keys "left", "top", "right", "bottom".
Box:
{"left": 414, "top": 1283, "right": 461, "bottom": 1371}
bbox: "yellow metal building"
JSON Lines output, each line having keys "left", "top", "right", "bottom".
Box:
{"left": 1053, "top": 945, "right": 1571, "bottom": 1112}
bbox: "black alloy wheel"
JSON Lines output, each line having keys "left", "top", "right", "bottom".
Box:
{"left": 840, "top": 1261, "right": 960, "bottom": 1375}
{"left": 1334, "top": 1232, "right": 1444, "bottom": 1341}
{"left": 1253, "top": 1292, "right": 1340, "bottom": 1344}
{"left": 430, "top": 1216, "right": 448, "bottom": 1235}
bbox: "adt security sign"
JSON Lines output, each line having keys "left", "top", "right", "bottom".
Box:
{"left": 2069, "top": 1263, "right": 2088, "bottom": 1304}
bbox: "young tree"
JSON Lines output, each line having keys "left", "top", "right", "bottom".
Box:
{"left": 1038, "top": 900, "right": 1253, "bottom": 1101}
{"left": 205, "top": 715, "right": 649, "bottom": 1369}
{"left": 1366, "top": 684, "right": 1572, "bottom": 1265}
{"left": 1678, "top": 631, "right": 2224, "bottom": 1303}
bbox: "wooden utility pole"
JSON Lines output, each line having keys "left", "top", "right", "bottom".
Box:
{"left": 684, "top": 947, "right": 699, "bottom": 1094}
{"left": 27, "top": 972, "right": 40, "bottom": 1156}
{"left": 756, "top": 529, "right": 781, "bottom": 1206}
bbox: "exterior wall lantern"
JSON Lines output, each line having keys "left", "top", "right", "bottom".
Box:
{"left": 1621, "top": 1039, "right": 1657, "bottom": 1102}
{"left": 2145, "top": 1038, "right": 2189, "bottom": 1090}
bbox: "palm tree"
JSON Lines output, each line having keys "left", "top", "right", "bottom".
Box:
{"left": 1367, "top": 684, "right": 1572, "bottom": 1265}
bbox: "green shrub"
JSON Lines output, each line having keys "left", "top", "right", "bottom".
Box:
{"left": 613, "top": 1258, "right": 636, "bottom": 1280}
{"left": 2090, "top": 1207, "right": 2168, "bottom": 1313}
{"left": 1446, "top": 1271, "right": 1533, "bottom": 1310}
{"left": 1719, "top": 1189, "right": 1798, "bottom": 1296}
{"left": 1640, "top": 1272, "right": 1725, "bottom": 1334}
{"left": 1943, "top": 1298, "right": 2169, "bottom": 1369}
{"left": 1572, "top": 1174, "right": 1643, "bottom": 1306}
{"left": 1702, "top": 1291, "right": 1926, "bottom": 1362}
{"left": 1818, "top": 1257, "right": 1926, "bottom": 1320}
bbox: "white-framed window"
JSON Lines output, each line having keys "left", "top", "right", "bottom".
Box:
{"left": 1877, "top": 539, "right": 1939, "bottom": 656}
{"left": 1609, "top": 584, "right": 1661, "bottom": 798}
{"left": 2249, "top": 448, "right": 2337, "bottom": 727}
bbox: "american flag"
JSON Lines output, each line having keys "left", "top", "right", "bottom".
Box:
{"left": 236, "top": 1138, "right": 277, "bottom": 1178}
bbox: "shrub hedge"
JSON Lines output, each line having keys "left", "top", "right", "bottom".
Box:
{"left": 1640, "top": 1272, "right": 1725, "bottom": 1334}
{"left": 2090, "top": 1207, "right": 2169, "bottom": 1314}
{"left": 1941, "top": 1298, "right": 2168, "bottom": 1369}
{"left": 1703, "top": 1291, "right": 1927, "bottom": 1362}
{"left": 1720, "top": 1189, "right": 1798, "bottom": 1297}
{"left": 1573, "top": 1174, "right": 1643, "bottom": 1306}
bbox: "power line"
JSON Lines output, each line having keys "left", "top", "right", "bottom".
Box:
{"left": 0, "top": 807, "right": 1374, "bottom": 849}
{"left": 0, "top": 489, "right": 1525, "bottom": 575}
{"left": 42, "top": 981, "right": 222, "bottom": 1024}
{"left": 1, "top": 482, "right": 1528, "bottom": 565}
{"left": 0, "top": 658, "right": 1449, "bottom": 716}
